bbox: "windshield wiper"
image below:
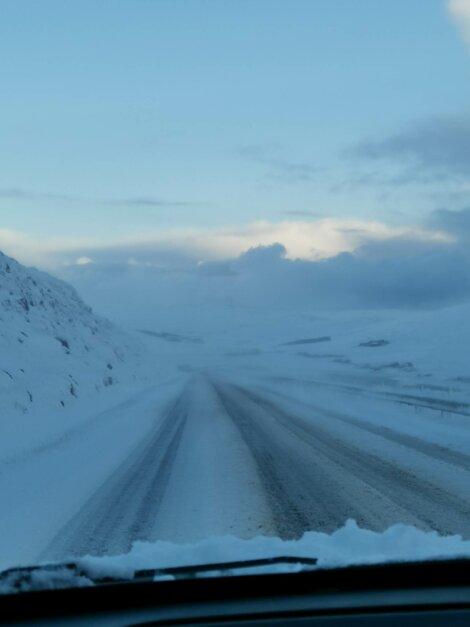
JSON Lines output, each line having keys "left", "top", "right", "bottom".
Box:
{"left": 146, "top": 555, "right": 319, "bottom": 579}
{"left": 0, "top": 556, "right": 318, "bottom": 593}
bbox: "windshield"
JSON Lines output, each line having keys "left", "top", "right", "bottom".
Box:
{"left": 1, "top": 0, "right": 470, "bottom": 587}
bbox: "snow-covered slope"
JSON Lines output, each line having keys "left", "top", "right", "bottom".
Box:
{"left": 0, "top": 250, "right": 147, "bottom": 423}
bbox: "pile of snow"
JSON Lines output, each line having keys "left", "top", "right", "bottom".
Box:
{"left": 0, "top": 250, "right": 148, "bottom": 433}
{"left": 78, "top": 520, "right": 470, "bottom": 581}
{"left": 4, "top": 520, "right": 470, "bottom": 593}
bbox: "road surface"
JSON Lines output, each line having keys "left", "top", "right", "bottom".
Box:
{"left": 42, "top": 374, "right": 470, "bottom": 561}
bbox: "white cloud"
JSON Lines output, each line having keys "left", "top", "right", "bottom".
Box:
{"left": 0, "top": 219, "right": 452, "bottom": 270}
{"left": 0, "top": 229, "right": 52, "bottom": 267}
{"left": 0, "top": 229, "right": 107, "bottom": 268}
{"left": 75, "top": 256, "right": 94, "bottom": 266}
{"left": 184, "top": 219, "right": 450, "bottom": 262}
{"left": 448, "top": 0, "right": 470, "bottom": 46}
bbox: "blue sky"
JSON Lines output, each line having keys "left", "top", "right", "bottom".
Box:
{"left": 1, "top": 0, "right": 470, "bottom": 265}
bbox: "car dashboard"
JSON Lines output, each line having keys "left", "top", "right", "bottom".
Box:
{"left": 1, "top": 559, "right": 470, "bottom": 626}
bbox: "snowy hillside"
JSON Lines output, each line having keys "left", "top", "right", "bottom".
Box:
{"left": 0, "top": 250, "right": 148, "bottom": 426}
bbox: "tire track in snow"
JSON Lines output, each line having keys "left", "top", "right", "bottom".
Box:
{"left": 40, "top": 391, "right": 188, "bottom": 561}
{"left": 214, "top": 381, "right": 470, "bottom": 540}
{"left": 254, "top": 384, "right": 470, "bottom": 473}
{"left": 40, "top": 374, "right": 470, "bottom": 562}
{"left": 240, "top": 385, "right": 470, "bottom": 535}
{"left": 322, "top": 410, "right": 470, "bottom": 473}
{"left": 213, "top": 382, "right": 378, "bottom": 539}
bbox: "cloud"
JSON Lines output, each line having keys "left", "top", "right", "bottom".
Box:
{"left": 448, "top": 0, "right": 470, "bottom": 47}
{"left": 116, "top": 196, "right": 196, "bottom": 208}
{"left": 63, "top": 219, "right": 452, "bottom": 268}
{"left": 0, "top": 187, "right": 198, "bottom": 208}
{"left": 61, "top": 233, "right": 470, "bottom": 329}
{"left": 0, "top": 218, "right": 451, "bottom": 273}
{"left": 280, "top": 210, "right": 324, "bottom": 218}
{"left": 344, "top": 1, "right": 470, "bottom": 192}
{"left": 427, "top": 206, "right": 470, "bottom": 236}
{"left": 203, "top": 219, "right": 449, "bottom": 263}
{"left": 0, "top": 188, "right": 76, "bottom": 203}
{"left": 353, "top": 115, "right": 470, "bottom": 182}
{"left": 213, "top": 238, "right": 470, "bottom": 310}
{"left": 3, "top": 215, "right": 464, "bottom": 324}
{"left": 0, "top": 229, "right": 63, "bottom": 267}
{"left": 75, "top": 256, "right": 94, "bottom": 266}
{"left": 237, "top": 144, "right": 319, "bottom": 183}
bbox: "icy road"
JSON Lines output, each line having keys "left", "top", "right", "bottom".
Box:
{"left": 31, "top": 373, "right": 470, "bottom": 564}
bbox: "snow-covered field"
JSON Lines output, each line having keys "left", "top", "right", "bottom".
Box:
{"left": 2, "top": 250, "right": 470, "bottom": 575}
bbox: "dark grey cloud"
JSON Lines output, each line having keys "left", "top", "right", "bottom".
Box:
{"left": 218, "top": 240, "right": 470, "bottom": 309}
{"left": 195, "top": 260, "right": 237, "bottom": 277}
{"left": 427, "top": 207, "right": 470, "bottom": 237}
{"left": 237, "top": 144, "right": 320, "bottom": 183}
{"left": 353, "top": 115, "right": 470, "bottom": 182}
{"left": 59, "top": 229, "right": 470, "bottom": 327}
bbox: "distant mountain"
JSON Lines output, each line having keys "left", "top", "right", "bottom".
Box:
{"left": 0, "top": 250, "right": 146, "bottom": 418}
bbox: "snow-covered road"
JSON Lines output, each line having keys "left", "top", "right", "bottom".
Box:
{"left": 39, "top": 373, "right": 470, "bottom": 564}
